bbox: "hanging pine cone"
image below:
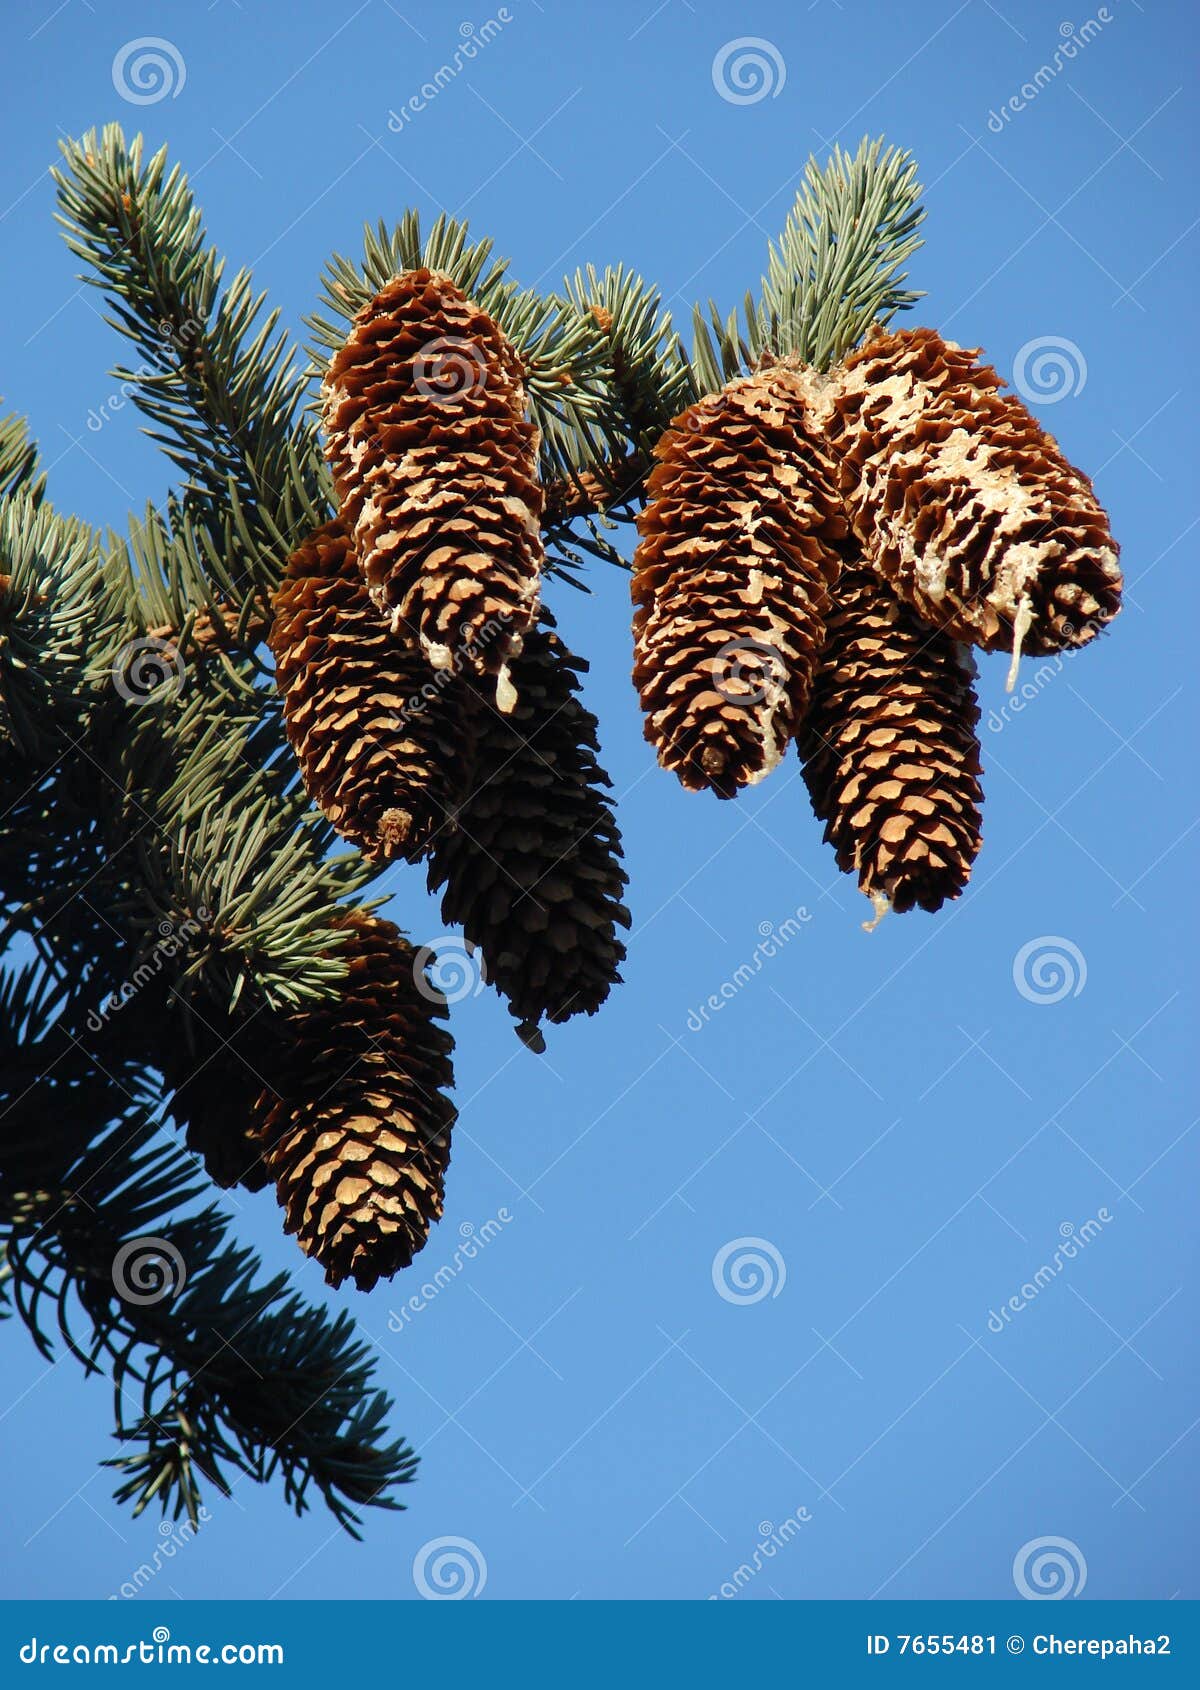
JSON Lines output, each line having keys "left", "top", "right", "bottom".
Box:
{"left": 807, "top": 326, "right": 1121, "bottom": 673}
{"left": 800, "top": 557, "right": 984, "bottom": 919}
{"left": 158, "top": 1007, "right": 274, "bottom": 1194}
{"left": 427, "top": 613, "right": 630, "bottom": 1049}
{"left": 270, "top": 517, "right": 466, "bottom": 863}
{"left": 251, "top": 913, "right": 455, "bottom": 1291}
{"left": 631, "top": 368, "right": 845, "bottom": 797}
{"left": 320, "top": 268, "right": 543, "bottom": 707}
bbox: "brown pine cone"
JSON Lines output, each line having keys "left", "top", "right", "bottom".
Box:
{"left": 800, "top": 558, "right": 984, "bottom": 918}
{"left": 631, "top": 368, "right": 845, "bottom": 797}
{"left": 252, "top": 913, "right": 456, "bottom": 1291}
{"left": 270, "top": 517, "right": 466, "bottom": 863}
{"left": 427, "top": 613, "right": 630, "bottom": 1047}
{"left": 319, "top": 269, "right": 543, "bottom": 706}
{"left": 804, "top": 326, "right": 1121, "bottom": 669}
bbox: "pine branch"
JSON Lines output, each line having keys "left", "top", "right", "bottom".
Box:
{"left": 309, "top": 209, "right": 620, "bottom": 496}
{"left": 0, "top": 971, "right": 415, "bottom": 1532}
{"left": 692, "top": 136, "right": 926, "bottom": 384}
{"left": 0, "top": 409, "right": 46, "bottom": 505}
{"left": 52, "top": 125, "right": 328, "bottom": 611}
{"left": 0, "top": 491, "right": 117, "bottom": 761}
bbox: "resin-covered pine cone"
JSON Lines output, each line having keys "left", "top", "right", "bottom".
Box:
{"left": 320, "top": 269, "right": 543, "bottom": 706}
{"left": 631, "top": 368, "right": 846, "bottom": 797}
{"left": 805, "top": 326, "right": 1122, "bottom": 666}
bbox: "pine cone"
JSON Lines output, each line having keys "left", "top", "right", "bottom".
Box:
{"left": 320, "top": 269, "right": 543, "bottom": 705}
{"left": 160, "top": 1009, "right": 275, "bottom": 1194}
{"left": 271, "top": 517, "right": 465, "bottom": 863}
{"left": 800, "top": 558, "right": 984, "bottom": 918}
{"left": 427, "top": 614, "right": 630, "bottom": 1046}
{"left": 810, "top": 326, "right": 1121, "bottom": 668}
{"left": 252, "top": 913, "right": 455, "bottom": 1291}
{"left": 631, "top": 369, "right": 845, "bottom": 797}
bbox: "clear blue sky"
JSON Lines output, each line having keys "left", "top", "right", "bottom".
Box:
{"left": 2, "top": 0, "right": 1196, "bottom": 1602}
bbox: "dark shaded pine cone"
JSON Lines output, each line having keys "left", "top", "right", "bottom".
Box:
{"left": 158, "top": 1006, "right": 277, "bottom": 1194}
{"left": 319, "top": 268, "right": 544, "bottom": 707}
{"left": 270, "top": 516, "right": 467, "bottom": 863}
{"left": 251, "top": 913, "right": 456, "bottom": 1291}
{"left": 800, "top": 558, "right": 984, "bottom": 919}
{"left": 805, "top": 326, "right": 1121, "bottom": 670}
{"left": 631, "top": 368, "right": 845, "bottom": 798}
{"left": 427, "top": 614, "right": 630, "bottom": 1047}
